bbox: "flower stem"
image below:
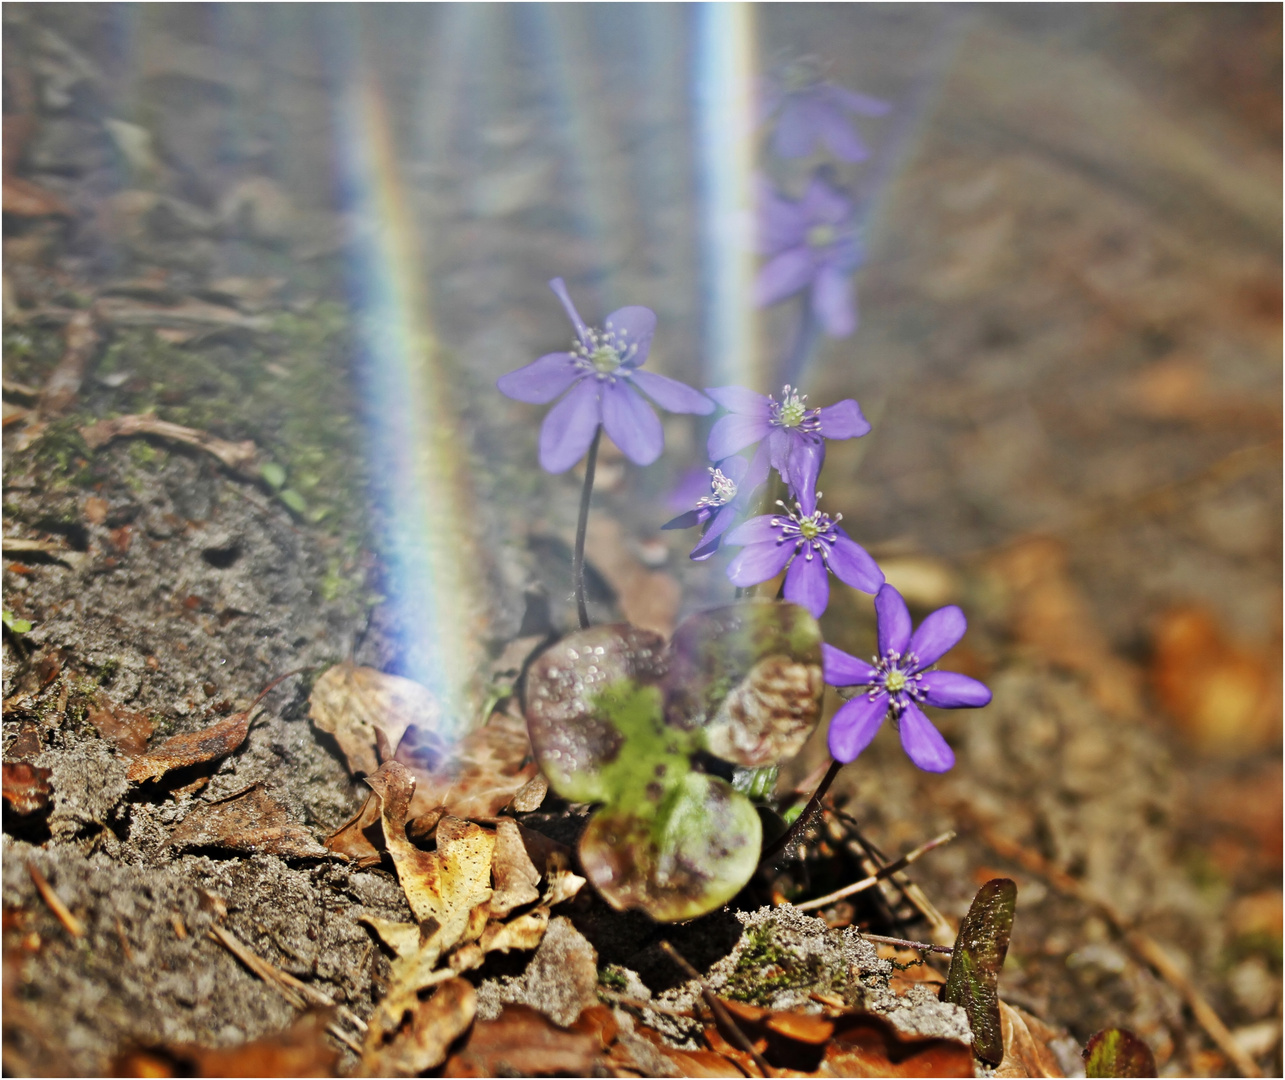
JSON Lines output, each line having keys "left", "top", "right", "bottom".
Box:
{"left": 572, "top": 426, "right": 602, "bottom": 630}
{"left": 759, "top": 757, "right": 843, "bottom": 865}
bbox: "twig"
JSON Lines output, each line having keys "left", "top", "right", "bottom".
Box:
{"left": 859, "top": 932, "right": 953, "bottom": 957}
{"left": 27, "top": 861, "right": 85, "bottom": 938}
{"left": 79, "top": 414, "right": 259, "bottom": 476}
{"left": 961, "top": 806, "right": 1260, "bottom": 1078}
{"left": 794, "top": 831, "right": 955, "bottom": 912}
{"left": 759, "top": 758, "right": 843, "bottom": 865}
{"left": 597, "top": 987, "right": 697, "bottom": 1019}
{"left": 660, "top": 940, "right": 775, "bottom": 1078}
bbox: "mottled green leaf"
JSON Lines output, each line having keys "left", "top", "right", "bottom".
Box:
{"left": 578, "top": 771, "right": 761, "bottom": 922}
{"left": 664, "top": 600, "right": 824, "bottom": 767}
{"left": 259, "top": 461, "right": 287, "bottom": 490}
{"left": 2, "top": 610, "right": 33, "bottom": 634}
{"left": 941, "top": 878, "right": 1017, "bottom": 1067}
{"left": 1084, "top": 1028, "right": 1157, "bottom": 1078}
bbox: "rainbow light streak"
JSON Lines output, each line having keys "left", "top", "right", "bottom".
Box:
{"left": 334, "top": 64, "right": 487, "bottom": 732}
{"left": 693, "top": 3, "right": 760, "bottom": 392}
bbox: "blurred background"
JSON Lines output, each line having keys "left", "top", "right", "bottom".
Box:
{"left": 3, "top": 4, "right": 1280, "bottom": 1075}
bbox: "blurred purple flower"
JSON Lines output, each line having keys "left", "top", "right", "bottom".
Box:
{"left": 497, "top": 278, "right": 713, "bottom": 473}
{"left": 824, "top": 584, "right": 991, "bottom": 772}
{"left": 724, "top": 494, "right": 882, "bottom": 618}
{"left": 764, "top": 61, "right": 890, "bottom": 162}
{"left": 756, "top": 173, "right": 863, "bottom": 338}
{"left": 661, "top": 453, "right": 768, "bottom": 561}
{"left": 705, "top": 384, "right": 869, "bottom": 509}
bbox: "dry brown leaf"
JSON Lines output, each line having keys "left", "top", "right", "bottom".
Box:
{"left": 442, "top": 1004, "right": 601, "bottom": 1078}
{"left": 323, "top": 790, "right": 383, "bottom": 867}
{"left": 126, "top": 711, "right": 251, "bottom": 784}
{"left": 165, "top": 784, "right": 330, "bottom": 859}
{"left": 86, "top": 695, "right": 154, "bottom": 757}
{"left": 488, "top": 818, "right": 541, "bottom": 918}
{"left": 2, "top": 176, "right": 74, "bottom": 219}
{"left": 359, "top": 977, "right": 475, "bottom": 1079}
{"left": 815, "top": 1009, "right": 974, "bottom": 1078}
{"left": 584, "top": 514, "right": 681, "bottom": 636}
{"left": 114, "top": 1010, "right": 339, "bottom": 1077}
{"left": 2, "top": 764, "right": 53, "bottom": 815}
{"left": 309, "top": 663, "right": 441, "bottom": 777}
{"left": 992, "top": 1000, "right": 1064, "bottom": 1078}
{"left": 395, "top": 712, "right": 538, "bottom": 822}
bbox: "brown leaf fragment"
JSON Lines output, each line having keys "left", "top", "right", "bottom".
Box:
{"left": 324, "top": 790, "right": 384, "bottom": 867}
{"left": 2, "top": 175, "right": 73, "bottom": 219}
{"left": 396, "top": 711, "right": 538, "bottom": 822}
{"left": 443, "top": 1004, "right": 601, "bottom": 1078}
{"left": 822, "top": 1010, "right": 975, "bottom": 1077}
{"left": 114, "top": 1010, "right": 339, "bottom": 1077}
{"left": 5, "top": 721, "right": 43, "bottom": 762}
{"left": 86, "top": 696, "right": 154, "bottom": 757}
{"left": 39, "top": 308, "right": 100, "bottom": 415}
{"left": 309, "top": 663, "right": 441, "bottom": 777}
{"left": 994, "top": 1001, "right": 1064, "bottom": 1078}
{"left": 359, "top": 977, "right": 475, "bottom": 1079}
{"left": 166, "top": 783, "right": 330, "bottom": 859}
{"left": 79, "top": 414, "right": 259, "bottom": 476}
{"left": 628, "top": 1026, "right": 739, "bottom": 1077}
{"left": 2, "top": 763, "right": 52, "bottom": 815}
{"left": 126, "top": 710, "right": 251, "bottom": 784}
{"left": 488, "top": 818, "right": 541, "bottom": 918}
{"left": 510, "top": 771, "right": 548, "bottom": 812}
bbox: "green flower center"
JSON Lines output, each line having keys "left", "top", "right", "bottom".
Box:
{"left": 798, "top": 516, "right": 822, "bottom": 540}
{"left": 778, "top": 397, "right": 807, "bottom": 428}
{"left": 884, "top": 669, "right": 907, "bottom": 694}
{"left": 590, "top": 345, "right": 622, "bottom": 373}
{"left": 806, "top": 224, "right": 836, "bottom": 249}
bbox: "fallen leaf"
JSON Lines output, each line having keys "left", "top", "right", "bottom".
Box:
{"left": 323, "top": 790, "right": 383, "bottom": 867}
{"left": 994, "top": 1001, "right": 1064, "bottom": 1078}
{"left": 126, "top": 711, "right": 251, "bottom": 784}
{"left": 585, "top": 514, "right": 681, "bottom": 636}
{"left": 2, "top": 763, "right": 53, "bottom": 815}
{"left": 113, "top": 1010, "right": 338, "bottom": 1077}
{"left": 1082, "top": 1027, "right": 1155, "bottom": 1078}
{"left": 2, "top": 176, "right": 73, "bottom": 219}
{"left": 83, "top": 496, "right": 109, "bottom": 525}
{"left": 941, "top": 878, "right": 1018, "bottom": 1067}
{"left": 165, "top": 784, "right": 330, "bottom": 859}
{"left": 86, "top": 695, "right": 154, "bottom": 757}
{"left": 443, "top": 1004, "right": 601, "bottom": 1078}
{"left": 487, "top": 818, "right": 541, "bottom": 918}
{"left": 309, "top": 663, "right": 441, "bottom": 777}
{"left": 822, "top": 1010, "right": 976, "bottom": 1077}
{"left": 359, "top": 977, "right": 475, "bottom": 1079}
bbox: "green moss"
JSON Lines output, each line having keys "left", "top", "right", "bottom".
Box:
{"left": 598, "top": 965, "right": 629, "bottom": 991}
{"left": 721, "top": 923, "right": 839, "bottom": 1006}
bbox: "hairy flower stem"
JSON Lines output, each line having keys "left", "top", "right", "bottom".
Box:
{"left": 572, "top": 426, "right": 602, "bottom": 629}
{"left": 759, "top": 757, "right": 843, "bottom": 865}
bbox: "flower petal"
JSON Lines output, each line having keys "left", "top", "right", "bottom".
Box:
{"left": 700, "top": 503, "right": 739, "bottom": 544}
{"left": 909, "top": 605, "right": 967, "bottom": 667}
{"left": 496, "top": 352, "right": 582, "bottom": 404}
{"left": 822, "top": 642, "right": 877, "bottom": 687}
{"left": 784, "top": 551, "right": 830, "bottom": 618}
{"left": 601, "top": 380, "right": 663, "bottom": 466}
{"left": 708, "top": 411, "right": 772, "bottom": 460}
{"left": 875, "top": 584, "right": 912, "bottom": 656}
{"left": 757, "top": 178, "right": 808, "bottom": 253}
{"left": 783, "top": 437, "right": 824, "bottom": 509}
{"left": 919, "top": 672, "right": 992, "bottom": 709}
{"left": 629, "top": 369, "right": 714, "bottom": 414}
{"left": 828, "top": 694, "right": 887, "bottom": 763}
{"left": 816, "top": 398, "right": 870, "bottom": 440}
{"left": 725, "top": 514, "right": 783, "bottom": 547}
{"left": 816, "top": 103, "right": 870, "bottom": 162}
{"left": 812, "top": 263, "right": 856, "bottom": 338}
{"left": 604, "top": 305, "right": 657, "bottom": 366}
{"left": 548, "top": 277, "right": 589, "bottom": 346}
{"left": 755, "top": 247, "right": 816, "bottom": 308}
{"left": 828, "top": 84, "right": 891, "bottom": 116}
{"left": 719, "top": 454, "right": 751, "bottom": 484}
{"left": 828, "top": 533, "right": 884, "bottom": 595}
{"left": 661, "top": 508, "right": 706, "bottom": 531}
{"left": 800, "top": 173, "right": 853, "bottom": 224}
{"left": 772, "top": 97, "right": 822, "bottom": 159}
{"left": 706, "top": 385, "right": 772, "bottom": 416}
{"left": 538, "top": 377, "right": 601, "bottom": 473}
{"left": 690, "top": 536, "right": 723, "bottom": 561}
{"left": 726, "top": 539, "right": 794, "bottom": 587}
{"left": 899, "top": 702, "right": 955, "bottom": 772}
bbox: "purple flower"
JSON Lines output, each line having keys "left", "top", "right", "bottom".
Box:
{"left": 764, "top": 61, "right": 890, "bottom": 163}
{"left": 497, "top": 278, "right": 713, "bottom": 473}
{"left": 661, "top": 453, "right": 768, "bottom": 561}
{"left": 756, "top": 173, "right": 862, "bottom": 338}
{"left": 824, "top": 584, "right": 991, "bottom": 773}
{"left": 724, "top": 494, "right": 882, "bottom": 618}
{"left": 706, "top": 383, "right": 869, "bottom": 510}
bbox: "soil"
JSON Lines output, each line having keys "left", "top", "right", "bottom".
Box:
{"left": 3, "top": 4, "right": 1280, "bottom": 1078}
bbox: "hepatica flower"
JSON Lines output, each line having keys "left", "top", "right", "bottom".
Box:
{"left": 764, "top": 59, "right": 891, "bottom": 163}
{"left": 824, "top": 584, "right": 991, "bottom": 772}
{"left": 497, "top": 278, "right": 713, "bottom": 473}
{"left": 662, "top": 453, "right": 767, "bottom": 561}
{"left": 756, "top": 172, "right": 862, "bottom": 338}
{"left": 707, "top": 384, "right": 869, "bottom": 509}
{"left": 724, "top": 494, "right": 882, "bottom": 618}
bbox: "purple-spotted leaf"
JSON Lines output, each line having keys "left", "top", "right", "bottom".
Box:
{"left": 578, "top": 771, "right": 762, "bottom": 922}
{"left": 941, "top": 878, "right": 1018, "bottom": 1067}
{"left": 664, "top": 600, "right": 824, "bottom": 767}
{"left": 1083, "top": 1028, "right": 1157, "bottom": 1078}
{"left": 524, "top": 624, "right": 668, "bottom": 802}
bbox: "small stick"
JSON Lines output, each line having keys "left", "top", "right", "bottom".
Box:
{"left": 859, "top": 932, "right": 953, "bottom": 956}
{"left": 597, "top": 987, "right": 697, "bottom": 1019}
{"left": 794, "top": 831, "right": 955, "bottom": 912}
{"left": 572, "top": 426, "right": 602, "bottom": 629}
{"left": 660, "top": 941, "right": 775, "bottom": 1078}
{"left": 759, "top": 757, "right": 843, "bottom": 865}
{"left": 27, "top": 861, "right": 85, "bottom": 938}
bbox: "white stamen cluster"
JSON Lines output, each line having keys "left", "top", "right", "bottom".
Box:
{"left": 769, "top": 384, "right": 821, "bottom": 432}
{"left": 866, "top": 650, "right": 925, "bottom": 716}
{"left": 769, "top": 498, "right": 841, "bottom": 562}
{"left": 571, "top": 322, "right": 639, "bottom": 382}
{"left": 696, "top": 467, "right": 738, "bottom": 509}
